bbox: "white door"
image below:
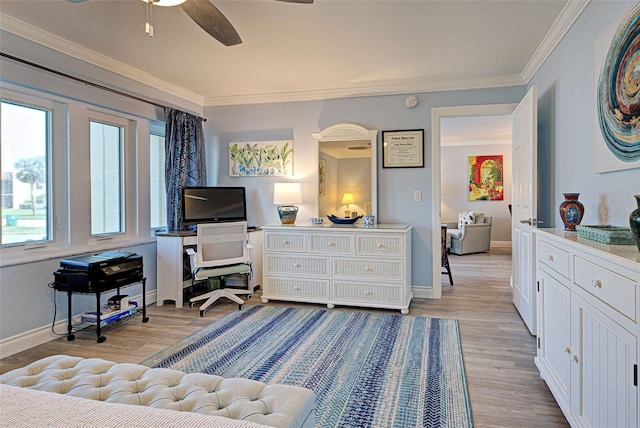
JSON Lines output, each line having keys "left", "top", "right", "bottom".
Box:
{"left": 511, "top": 86, "right": 538, "bottom": 334}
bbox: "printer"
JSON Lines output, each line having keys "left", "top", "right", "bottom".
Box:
{"left": 54, "top": 251, "right": 143, "bottom": 293}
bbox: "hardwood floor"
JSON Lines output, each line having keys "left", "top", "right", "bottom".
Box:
{"left": 0, "top": 248, "right": 567, "bottom": 428}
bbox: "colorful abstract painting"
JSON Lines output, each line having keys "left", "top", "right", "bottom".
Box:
{"left": 595, "top": 2, "right": 640, "bottom": 173}
{"left": 469, "top": 155, "right": 504, "bottom": 201}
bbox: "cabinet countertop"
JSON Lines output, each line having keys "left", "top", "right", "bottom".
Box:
{"left": 261, "top": 223, "right": 411, "bottom": 232}
{"left": 534, "top": 228, "right": 640, "bottom": 267}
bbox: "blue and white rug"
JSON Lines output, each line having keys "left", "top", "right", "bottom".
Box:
{"left": 141, "top": 305, "right": 473, "bottom": 428}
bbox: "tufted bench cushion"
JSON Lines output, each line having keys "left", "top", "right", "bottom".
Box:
{"left": 0, "top": 355, "right": 315, "bottom": 428}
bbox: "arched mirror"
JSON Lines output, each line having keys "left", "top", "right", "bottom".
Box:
{"left": 312, "top": 124, "right": 377, "bottom": 219}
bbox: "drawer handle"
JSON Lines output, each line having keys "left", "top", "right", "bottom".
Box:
{"left": 377, "top": 244, "right": 385, "bottom": 249}
{"left": 294, "top": 286, "right": 301, "bottom": 292}
{"left": 364, "top": 291, "right": 373, "bottom": 296}
{"left": 564, "top": 346, "right": 571, "bottom": 354}
{"left": 547, "top": 255, "right": 554, "bottom": 262}
{"left": 572, "top": 354, "right": 579, "bottom": 363}
{"left": 329, "top": 242, "right": 336, "bottom": 246}
{"left": 364, "top": 267, "right": 373, "bottom": 272}
{"left": 592, "top": 279, "right": 602, "bottom": 288}
{"left": 282, "top": 240, "right": 290, "bottom": 245}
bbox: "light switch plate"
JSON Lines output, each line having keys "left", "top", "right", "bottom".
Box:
{"left": 413, "top": 190, "right": 422, "bottom": 202}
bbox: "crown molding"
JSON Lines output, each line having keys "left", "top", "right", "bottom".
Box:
{"left": 0, "top": 14, "right": 204, "bottom": 107}
{"left": 203, "top": 74, "right": 526, "bottom": 107}
{"left": 521, "top": 0, "right": 591, "bottom": 83}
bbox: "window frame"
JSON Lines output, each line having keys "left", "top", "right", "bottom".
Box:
{"left": 149, "top": 121, "right": 167, "bottom": 232}
{"left": 0, "top": 89, "right": 69, "bottom": 257}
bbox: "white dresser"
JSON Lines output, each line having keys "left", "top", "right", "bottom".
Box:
{"left": 534, "top": 229, "right": 640, "bottom": 428}
{"left": 261, "top": 224, "right": 412, "bottom": 314}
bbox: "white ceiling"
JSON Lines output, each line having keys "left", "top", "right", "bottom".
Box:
{"left": 0, "top": 0, "right": 580, "bottom": 107}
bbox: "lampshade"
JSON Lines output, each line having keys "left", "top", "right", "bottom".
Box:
{"left": 273, "top": 183, "right": 303, "bottom": 205}
{"left": 341, "top": 193, "right": 355, "bottom": 205}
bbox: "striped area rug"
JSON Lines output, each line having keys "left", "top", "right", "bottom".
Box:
{"left": 141, "top": 305, "right": 473, "bottom": 428}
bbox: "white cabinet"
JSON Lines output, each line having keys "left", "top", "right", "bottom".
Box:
{"left": 261, "top": 224, "right": 412, "bottom": 314}
{"left": 535, "top": 229, "right": 639, "bottom": 428}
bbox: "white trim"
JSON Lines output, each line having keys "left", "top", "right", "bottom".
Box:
{"left": 491, "top": 240, "right": 513, "bottom": 249}
{"left": 521, "top": 0, "right": 590, "bottom": 83}
{"left": 0, "top": 290, "right": 156, "bottom": 358}
{"left": 412, "top": 286, "right": 434, "bottom": 300}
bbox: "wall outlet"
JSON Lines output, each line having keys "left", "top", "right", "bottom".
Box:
{"left": 413, "top": 190, "right": 422, "bottom": 202}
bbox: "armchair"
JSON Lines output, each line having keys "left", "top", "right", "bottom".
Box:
{"left": 443, "top": 213, "right": 492, "bottom": 255}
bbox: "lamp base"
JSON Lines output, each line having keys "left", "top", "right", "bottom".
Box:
{"left": 277, "top": 205, "right": 299, "bottom": 225}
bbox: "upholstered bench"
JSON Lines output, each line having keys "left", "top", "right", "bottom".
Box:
{"left": 0, "top": 355, "right": 315, "bottom": 428}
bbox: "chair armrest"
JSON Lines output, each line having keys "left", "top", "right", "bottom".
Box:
{"left": 185, "top": 248, "right": 196, "bottom": 256}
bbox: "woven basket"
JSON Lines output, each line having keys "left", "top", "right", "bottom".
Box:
{"left": 575, "top": 225, "right": 635, "bottom": 245}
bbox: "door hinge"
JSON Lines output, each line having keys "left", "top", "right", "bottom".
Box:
{"left": 537, "top": 337, "right": 540, "bottom": 349}
{"left": 634, "top": 364, "right": 637, "bottom": 387}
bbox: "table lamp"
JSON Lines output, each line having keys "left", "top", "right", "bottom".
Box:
{"left": 273, "top": 182, "right": 303, "bottom": 224}
{"left": 341, "top": 193, "right": 355, "bottom": 218}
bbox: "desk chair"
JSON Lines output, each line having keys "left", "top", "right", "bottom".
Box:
{"left": 186, "top": 221, "right": 252, "bottom": 317}
{"left": 441, "top": 225, "right": 454, "bottom": 285}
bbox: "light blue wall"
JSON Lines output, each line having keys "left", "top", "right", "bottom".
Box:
{"left": 531, "top": 0, "right": 640, "bottom": 227}
{"left": 203, "top": 87, "right": 526, "bottom": 288}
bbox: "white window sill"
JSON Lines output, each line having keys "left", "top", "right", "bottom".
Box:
{"left": 0, "top": 237, "right": 156, "bottom": 268}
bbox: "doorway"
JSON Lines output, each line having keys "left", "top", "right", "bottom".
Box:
{"left": 431, "top": 104, "right": 517, "bottom": 298}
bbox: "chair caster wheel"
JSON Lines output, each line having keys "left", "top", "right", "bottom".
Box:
{"left": 142, "top": 317, "right": 150, "bottom": 323}
{"left": 238, "top": 304, "right": 244, "bottom": 311}
{"left": 247, "top": 294, "right": 252, "bottom": 299}
{"left": 189, "top": 302, "right": 195, "bottom": 308}
{"left": 67, "top": 334, "right": 75, "bottom": 342}
{"left": 199, "top": 310, "right": 205, "bottom": 317}
{"left": 97, "top": 336, "right": 106, "bottom": 343}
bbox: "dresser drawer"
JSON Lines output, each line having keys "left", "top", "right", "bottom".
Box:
{"left": 574, "top": 256, "right": 637, "bottom": 321}
{"left": 333, "top": 258, "right": 404, "bottom": 280}
{"left": 264, "top": 254, "right": 329, "bottom": 276}
{"left": 309, "top": 232, "right": 353, "bottom": 254}
{"left": 355, "top": 234, "right": 404, "bottom": 257}
{"left": 333, "top": 280, "right": 403, "bottom": 305}
{"left": 264, "top": 231, "right": 307, "bottom": 252}
{"left": 537, "top": 239, "right": 570, "bottom": 279}
{"left": 264, "top": 276, "right": 330, "bottom": 300}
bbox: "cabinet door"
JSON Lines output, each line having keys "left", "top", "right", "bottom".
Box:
{"left": 538, "top": 269, "right": 572, "bottom": 410}
{"left": 571, "top": 294, "right": 638, "bottom": 428}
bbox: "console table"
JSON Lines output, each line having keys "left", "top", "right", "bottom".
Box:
{"left": 261, "top": 223, "right": 412, "bottom": 314}
{"left": 156, "top": 228, "right": 262, "bottom": 308}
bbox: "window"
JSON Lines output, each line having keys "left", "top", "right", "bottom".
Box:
{"left": 1, "top": 101, "right": 50, "bottom": 246}
{"left": 149, "top": 125, "right": 166, "bottom": 230}
{"left": 90, "top": 119, "right": 124, "bottom": 235}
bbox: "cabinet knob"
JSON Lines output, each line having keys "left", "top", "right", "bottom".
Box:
{"left": 282, "top": 240, "right": 289, "bottom": 245}
{"left": 564, "top": 346, "right": 571, "bottom": 354}
{"left": 364, "top": 267, "right": 373, "bottom": 272}
{"left": 329, "top": 242, "right": 336, "bottom": 246}
{"left": 364, "top": 291, "right": 372, "bottom": 296}
{"left": 377, "top": 243, "right": 384, "bottom": 249}
{"left": 592, "top": 279, "right": 602, "bottom": 288}
{"left": 294, "top": 286, "right": 301, "bottom": 292}
{"left": 572, "top": 354, "right": 579, "bottom": 363}
{"left": 547, "top": 255, "right": 554, "bottom": 262}
{"left": 294, "top": 263, "right": 301, "bottom": 268}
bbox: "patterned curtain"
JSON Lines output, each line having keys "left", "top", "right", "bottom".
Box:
{"left": 164, "top": 108, "right": 207, "bottom": 231}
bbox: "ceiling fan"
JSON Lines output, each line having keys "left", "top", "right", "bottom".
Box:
{"left": 65, "top": 0, "right": 313, "bottom": 46}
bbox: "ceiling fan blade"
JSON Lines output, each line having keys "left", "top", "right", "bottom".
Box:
{"left": 277, "top": 0, "right": 314, "bottom": 3}
{"left": 180, "top": 0, "right": 242, "bottom": 46}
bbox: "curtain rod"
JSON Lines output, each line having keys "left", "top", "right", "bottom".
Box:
{"left": 0, "top": 52, "right": 206, "bottom": 121}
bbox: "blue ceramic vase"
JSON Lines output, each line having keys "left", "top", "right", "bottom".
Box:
{"left": 630, "top": 194, "right": 640, "bottom": 251}
{"left": 559, "top": 193, "right": 584, "bottom": 231}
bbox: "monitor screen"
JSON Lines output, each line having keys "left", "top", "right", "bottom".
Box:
{"left": 181, "top": 187, "right": 247, "bottom": 225}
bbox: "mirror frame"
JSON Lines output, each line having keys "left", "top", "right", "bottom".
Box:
{"left": 312, "top": 123, "right": 378, "bottom": 218}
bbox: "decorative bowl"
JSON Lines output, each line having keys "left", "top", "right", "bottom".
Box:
{"left": 327, "top": 215, "right": 362, "bottom": 224}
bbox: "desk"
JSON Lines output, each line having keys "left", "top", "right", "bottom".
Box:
{"left": 156, "top": 229, "right": 262, "bottom": 308}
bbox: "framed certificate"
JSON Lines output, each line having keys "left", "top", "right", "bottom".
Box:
{"left": 382, "top": 129, "right": 424, "bottom": 168}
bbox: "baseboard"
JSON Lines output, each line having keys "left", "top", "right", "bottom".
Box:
{"left": 412, "top": 286, "right": 434, "bottom": 299}
{"left": 0, "top": 290, "right": 156, "bottom": 358}
{"left": 491, "top": 240, "right": 512, "bottom": 249}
